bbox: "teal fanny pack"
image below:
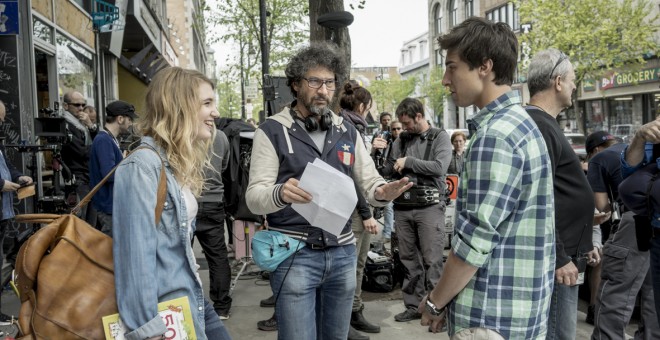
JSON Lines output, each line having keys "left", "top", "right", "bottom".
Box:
{"left": 251, "top": 230, "right": 305, "bottom": 272}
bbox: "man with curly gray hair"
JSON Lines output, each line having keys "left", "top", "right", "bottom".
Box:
{"left": 247, "top": 42, "right": 412, "bottom": 340}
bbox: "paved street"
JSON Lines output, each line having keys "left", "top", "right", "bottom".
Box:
{"left": 0, "top": 239, "right": 638, "bottom": 339}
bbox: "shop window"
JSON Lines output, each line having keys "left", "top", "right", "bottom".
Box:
{"left": 56, "top": 32, "right": 95, "bottom": 104}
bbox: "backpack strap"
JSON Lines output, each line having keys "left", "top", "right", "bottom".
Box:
{"left": 423, "top": 128, "right": 443, "bottom": 161}
{"left": 71, "top": 146, "right": 167, "bottom": 225}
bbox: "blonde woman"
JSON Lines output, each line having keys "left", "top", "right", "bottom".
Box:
{"left": 112, "top": 67, "right": 231, "bottom": 340}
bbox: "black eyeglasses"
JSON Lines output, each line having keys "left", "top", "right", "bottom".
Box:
{"left": 391, "top": 127, "right": 402, "bottom": 131}
{"left": 67, "top": 102, "right": 86, "bottom": 108}
{"left": 549, "top": 52, "right": 568, "bottom": 80}
{"left": 302, "top": 77, "right": 336, "bottom": 90}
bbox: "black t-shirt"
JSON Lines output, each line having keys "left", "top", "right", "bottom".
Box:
{"left": 587, "top": 143, "right": 627, "bottom": 204}
{"left": 528, "top": 108, "right": 594, "bottom": 267}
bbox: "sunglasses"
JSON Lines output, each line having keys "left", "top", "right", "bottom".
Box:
{"left": 549, "top": 52, "right": 568, "bottom": 80}
{"left": 391, "top": 127, "right": 402, "bottom": 131}
{"left": 67, "top": 102, "right": 86, "bottom": 108}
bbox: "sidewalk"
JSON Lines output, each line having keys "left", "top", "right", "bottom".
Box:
{"left": 0, "top": 240, "right": 632, "bottom": 340}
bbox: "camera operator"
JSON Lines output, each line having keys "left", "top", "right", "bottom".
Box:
{"left": 0, "top": 100, "right": 33, "bottom": 324}
{"left": 371, "top": 113, "right": 394, "bottom": 240}
{"left": 381, "top": 98, "right": 452, "bottom": 322}
{"left": 60, "top": 91, "right": 98, "bottom": 225}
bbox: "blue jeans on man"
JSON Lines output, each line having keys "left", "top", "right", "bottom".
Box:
{"left": 270, "top": 244, "right": 357, "bottom": 340}
{"left": 546, "top": 283, "right": 578, "bottom": 339}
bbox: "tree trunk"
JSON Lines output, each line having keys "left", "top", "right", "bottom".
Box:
{"left": 308, "top": 0, "right": 351, "bottom": 84}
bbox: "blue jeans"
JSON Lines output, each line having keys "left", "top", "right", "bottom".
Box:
{"left": 546, "top": 283, "right": 578, "bottom": 340}
{"left": 651, "top": 237, "right": 660, "bottom": 326}
{"left": 270, "top": 244, "right": 357, "bottom": 340}
{"left": 382, "top": 202, "right": 394, "bottom": 238}
{"left": 203, "top": 299, "right": 232, "bottom": 339}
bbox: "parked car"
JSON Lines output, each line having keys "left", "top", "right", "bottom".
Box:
{"left": 564, "top": 132, "right": 587, "bottom": 159}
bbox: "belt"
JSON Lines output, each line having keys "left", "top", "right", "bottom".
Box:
{"left": 309, "top": 243, "right": 327, "bottom": 250}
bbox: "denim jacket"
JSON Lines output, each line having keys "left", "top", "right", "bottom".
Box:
{"left": 112, "top": 137, "right": 207, "bottom": 340}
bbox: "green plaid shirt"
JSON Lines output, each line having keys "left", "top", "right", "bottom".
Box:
{"left": 449, "top": 91, "right": 555, "bottom": 339}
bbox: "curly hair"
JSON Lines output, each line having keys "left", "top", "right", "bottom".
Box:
{"left": 285, "top": 42, "right": 347, "bottom": 98}
{"left": 137, "top": 67, "right": 214, "bottom": 195}
{"left": 339, "top": 81, "right": 372, "bottom": 113}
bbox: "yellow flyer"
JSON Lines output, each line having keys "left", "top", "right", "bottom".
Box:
{"left": 102, "top": 296, "right": 197, "bottom": 340}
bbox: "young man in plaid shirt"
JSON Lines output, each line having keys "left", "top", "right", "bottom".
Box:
{"left": 419, "top": 17, "right": 556, "bottom": 339}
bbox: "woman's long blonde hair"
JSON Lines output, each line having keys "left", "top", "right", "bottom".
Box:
{"left": 138, "top": 67, "right": 214, "bottom": 195}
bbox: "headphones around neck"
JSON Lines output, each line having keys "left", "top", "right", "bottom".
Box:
{"left": 290, "top": 108, "right": 333, "bottom": 132}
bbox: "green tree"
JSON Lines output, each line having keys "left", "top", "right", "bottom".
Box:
{"left": 516, "top": 0, "right": 660, "bottom": 83}
{"left": 368, "top": 77, "right": 417, "bottom": 114}
{"left": 420, "top": 67, "right": 448, "bottom": 126}
{"left": 207, "top": 0, "right": 309, "bottom": 78}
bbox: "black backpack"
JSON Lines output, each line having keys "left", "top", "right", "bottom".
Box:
{"left": 216, "top": 118, "right": 263, "bottom": 223}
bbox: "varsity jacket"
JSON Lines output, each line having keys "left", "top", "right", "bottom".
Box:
{"left": 246, "top": 106, "right": 388, "bottom": 247}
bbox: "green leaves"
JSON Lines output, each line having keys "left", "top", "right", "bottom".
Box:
{"left": 516, "top": 0, "right": 659, "bottom": 84}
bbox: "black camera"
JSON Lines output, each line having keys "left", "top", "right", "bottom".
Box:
{"left": 35, "top": 103, "right": 71, "bottom": 145}
{"left": 373, "top": 127, "right": 393, "bottom": 171}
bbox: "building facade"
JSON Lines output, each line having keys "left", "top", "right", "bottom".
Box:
{"left": 426, "top": 0, "right": 659, "bottom": 136}
{"left": 0, "top": 0, "right": 210, "bottom": 213}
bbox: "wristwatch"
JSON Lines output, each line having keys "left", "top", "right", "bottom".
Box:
{"left": 425, "top": 295, "right": 446, "bottom": 317}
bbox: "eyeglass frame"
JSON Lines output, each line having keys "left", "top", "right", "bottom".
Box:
{"left": 302, "top": 77, "right": 337, "bottom": 90}
{"left": 548, "top": 52, "right": 568, "bottom": 81}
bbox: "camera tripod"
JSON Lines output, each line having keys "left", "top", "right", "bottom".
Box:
{"left": 228, "top": 219, "right": 259, "bottom": 296}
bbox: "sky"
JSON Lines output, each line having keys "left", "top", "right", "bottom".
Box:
{"left": 346, "top": 0, "right": 428, "bottom": 67}
{"left": 210, "top": 0, "right": 429, "bottom": 70}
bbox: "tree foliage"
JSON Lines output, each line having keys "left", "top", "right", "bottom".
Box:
{"left": 420, "top": 67, "right": 448, "bottom": 125}
{"left": 368, "top": 77, "right": 417, "bottom": 114}
{"left": 206, "top": 0, "right": 309, "bottom": 77}
{"left": 516, "top": 0, "right": 660, "bottom": 83}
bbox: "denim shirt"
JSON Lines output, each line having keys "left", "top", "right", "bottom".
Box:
{"left": 112, "top": 137, "right": 207, "bottom": 340}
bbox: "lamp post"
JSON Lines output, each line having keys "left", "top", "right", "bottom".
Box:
{"left": 239, "top": 32, "right": 257, "bottom": 120}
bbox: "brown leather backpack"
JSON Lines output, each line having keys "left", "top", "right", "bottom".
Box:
{"left": 14, "top": 147, "right": 166, "bottom": 339}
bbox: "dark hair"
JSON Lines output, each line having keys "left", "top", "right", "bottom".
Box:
{"left": 105, "top": 116, "right": 119, "bottom": 124}
{"left": 438, "top": 17, "right": 518, "bottom": 86}
{"left": 395, "top": 98, "right": 424, "bottom": 120}
{"left": 339, "top": 82, "right": 372, "bottom": 112}
{"left": 285, "top": 42, "right": 347, "bottom": 98}
{"left": 379, "top": 112, "right": 391, "bottom": 122}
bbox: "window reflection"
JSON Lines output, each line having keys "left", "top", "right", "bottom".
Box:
{"left": 56, "top": 33, "right": 95, "bottom": 103}
{"left": 33, "top": 18, "right": 52, "bottom": 44}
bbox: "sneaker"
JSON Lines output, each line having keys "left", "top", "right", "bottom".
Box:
{"left": 216, "top": 310, "right": 230, "bottom": 320}
{"left": 257, "top": 315, "right": 278, "bottom": 331}
{"left": 586, "top": 305, "right": 595, "bottom": 325}
{"left": 394, "top": 308, "right": 421, "bottom": 322}
{"left": 0, "top": 312, "right": 14, "bottom": 325}
{"left": 260, "top": 295, "right": 276, "bottom": 307}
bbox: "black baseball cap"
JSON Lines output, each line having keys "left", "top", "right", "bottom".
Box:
{"left": 106, "top": 100, "right": 137, "bottom": 119}
{"left": 586, "top": 131, "right": 615, "bottom": 154}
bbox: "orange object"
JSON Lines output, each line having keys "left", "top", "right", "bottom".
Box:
{"left": 446, "top": 175, "right": 459, "bottom": 200}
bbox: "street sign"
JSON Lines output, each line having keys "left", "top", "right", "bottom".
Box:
{"left": 245, "top": 84, "right": 259, "bottom": 99}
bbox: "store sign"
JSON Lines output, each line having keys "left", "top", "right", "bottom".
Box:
{"left": 0, "top": 1, "right": 19, "bottom": 35}
{"left": 600, "top": 67, "right": 660, "bottom": 90}
{"left": 582, "top": 78, "right": 596, "bottom": 92}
